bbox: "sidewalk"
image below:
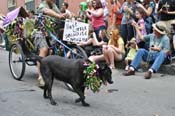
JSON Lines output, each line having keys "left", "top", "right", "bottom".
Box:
{"left": 115, "top": 59, "right": 175, "bottom": 75}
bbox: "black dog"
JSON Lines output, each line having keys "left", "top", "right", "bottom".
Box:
{"left": 36, "top": 55, "right": 113, "bottom": 106}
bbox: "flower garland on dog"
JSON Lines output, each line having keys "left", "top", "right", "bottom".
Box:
{"left": 83, "top": 62, "right": 102, "bottom": 93}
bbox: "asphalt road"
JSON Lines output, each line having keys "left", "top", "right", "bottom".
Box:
{"left": 0, "top": 48, "right": 175, "bottom": 116}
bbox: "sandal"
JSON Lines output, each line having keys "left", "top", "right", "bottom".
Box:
{"left": 37, "top": 76, "right": 45, "bottom": 88}
{"left": 109, "top": 65, "right": 116, "bottom": 69}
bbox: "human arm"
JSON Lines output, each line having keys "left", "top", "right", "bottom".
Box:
{"left": 43, "top": 8, "right": 66, "bottom": 19}
{"left": 92, "top": 34, "right": 107, "bottom": 46}
{"left": 131, "top": 20, "right": 145, "bottom": 31}
{"left": 37, "top": 3, "right": 67, "bottom": 19}
{"left": 123, "top": 4, "right": 134, "bottom": 15}
{"left": 158, "top": 9, "right": 175, "bottom": 15}
{"left": 136, "top": 3, "right": 154, "bottom": 16}
{"left": 86, "top": 8, "right": 104, "bottom": 17}
{"left": 150, "top": 45, "right": 161, "bottom": 52}
{"left": 85, "top": 10, "right": 92, "bottom": 20}
{"left": 132, "top": 21, "right": 144, "bottom": 41}
{"left": 108, "top": 44, "right": 123, "bottom": 54}
{"left": 111, "top": 13, "right": 117, "bottom": 29}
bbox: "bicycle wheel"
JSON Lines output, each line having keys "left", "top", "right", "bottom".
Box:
{"left": 64, "top": 45, "right": 87, "bottom": 92}
{"left": 9, "top": 44, "right": 26, "bottom": 80}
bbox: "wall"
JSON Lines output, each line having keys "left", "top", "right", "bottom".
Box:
{"left": 0, "top": 0, "right": 42, "bottom": 15}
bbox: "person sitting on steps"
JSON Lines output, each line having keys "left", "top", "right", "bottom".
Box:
{"left": 123, "top": 21, "right": 170, "bottom": 79}
{"left": 89, "top": 28, "right": 125, "bottom": 69}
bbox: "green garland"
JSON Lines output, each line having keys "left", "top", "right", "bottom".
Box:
{"left": 83, "top": 62, "right": 102, "bottom": 93}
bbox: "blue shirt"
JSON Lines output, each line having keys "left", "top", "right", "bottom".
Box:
{"left": 144, "top": 34, "right": 170, "bottom": 53}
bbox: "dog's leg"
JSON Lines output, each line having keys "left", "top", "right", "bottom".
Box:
{"left": 47, "top": 76, "right": 57, "bottom": 105}
{"left": 42, "top": 68, "right": 57, "bottom": 105}
{"left": 75, "top": 87, "right": 85, "bottom": 103}
{"left": 73, "top": 86, "right": 90, "bottom": 107}
{"left": 42, "top": 71, "right": 49, "bottom": 99}
{"left": 43, "top": 88, "right": 48, "bottom": 99}
{"left": 75, "top": 98, "right": 81, "bottom": 103}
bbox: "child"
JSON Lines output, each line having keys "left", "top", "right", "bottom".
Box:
{"left": 125, "top": 38, "right": 138, "bottom": 71}
{"left": 131, "top": 8, "right": 147, "bottom": 49}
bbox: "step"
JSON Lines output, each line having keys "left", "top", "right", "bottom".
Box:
{"left": 114, "top": 60, "right": 175, "bottom": 75}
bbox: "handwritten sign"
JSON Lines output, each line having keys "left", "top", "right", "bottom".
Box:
{"left": 63, "top": 19, "right": 89, "bottom": 43}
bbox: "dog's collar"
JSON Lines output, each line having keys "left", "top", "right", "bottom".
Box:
{"left": 83, "top": 62, "right": 102, "bottom": 93}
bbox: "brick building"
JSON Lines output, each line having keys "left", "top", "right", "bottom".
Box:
{"left": 0, "top": 0, "right": 111, "bottom": 17}
{"left": 0, "top": 0, "right": 112, "bottom": 25}
{"left": 0, "top": 0, "right": 68, "bottom": 15}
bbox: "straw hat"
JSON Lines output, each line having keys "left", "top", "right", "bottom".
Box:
{"left": 129, "top": 38, "right": 138, "bottom": 50}
{"left": 152, "top": 22, "right": 166, "bottom": 35}
{"left": 129, "top": 38, "right": 136, "bottom": 44}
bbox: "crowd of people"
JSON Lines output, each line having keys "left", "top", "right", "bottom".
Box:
{"left": 74, "top": 0, "right": 175, "bottom": 79}
{"left": 2, "top": 0, "right": 175, "bottom": 87}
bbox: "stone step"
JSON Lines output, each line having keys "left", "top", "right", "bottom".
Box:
{"left": 114, "top": 59, "right": 175, "bottom": 75}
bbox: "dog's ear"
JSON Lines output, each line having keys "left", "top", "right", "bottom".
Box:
{"left": 102, "top": 63, "right": 108, "bottom": 70}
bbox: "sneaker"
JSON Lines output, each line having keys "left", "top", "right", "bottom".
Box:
{"left": 144, "top": 71, "right": 152, "bottom": 79}
{"left": 123, "top": 69, "right": 135, "bottom": 76}
{"left": 37, "top": 76, "right": 45, "bottom": 88}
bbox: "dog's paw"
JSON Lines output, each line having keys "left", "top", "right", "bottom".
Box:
{"left": 43, "top": 95, "right": 49, "bottom": 99}
{"left": 75, "top": 98, "right": 81, "bottom": 103}
{"left": 50, "top": 100, "right": 57, "bottom": 105}
{"left": 82, "top": 102, "right": 90, "bottom": 107}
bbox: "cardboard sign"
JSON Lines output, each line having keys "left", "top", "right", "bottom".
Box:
{"left": 63, "top": 19, "right": 89, "bottom": 43}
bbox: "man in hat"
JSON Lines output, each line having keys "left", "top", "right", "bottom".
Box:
{"left": 123, "top": 21, "right": 170, "bottom": 79}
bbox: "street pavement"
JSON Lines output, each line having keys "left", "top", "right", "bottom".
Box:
{"left": 0, "top": 48, "right": 175, "bottom": 116}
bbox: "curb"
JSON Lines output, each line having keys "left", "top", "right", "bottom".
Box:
{"left": 115, "top": 60, "right": 175, "bottom": 76}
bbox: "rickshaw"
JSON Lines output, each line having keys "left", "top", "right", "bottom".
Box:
{"left": 7, "top": 12, "right": 87, "bottom": 83}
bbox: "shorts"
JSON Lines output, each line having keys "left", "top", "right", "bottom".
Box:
{"left": 33, "top": 31, "right": 48, "bottom": 50}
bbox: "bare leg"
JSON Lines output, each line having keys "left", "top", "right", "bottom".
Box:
{"left": 103, "top": 47, "right": 110, "bottom": 64}
{"left": 37, "top": 47, "right": 48, "bottom": 87}
{"left": 108, "top": 49, "right": 115, "bottom": 69}
{"left": 88, "top": 54, "right": 105, "bottom": 62}
{"left": 37, "top": 47, "right": 48, "bottom": 77}
{"left": 107, "top": 47, "right": 122, "bottom": 69}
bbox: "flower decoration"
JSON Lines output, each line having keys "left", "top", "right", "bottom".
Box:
{"left": 83, "top": 62, "right": 102, "bottom": 93}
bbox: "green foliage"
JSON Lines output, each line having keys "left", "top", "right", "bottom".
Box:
{"left": 83, "top": 62, "right": 102, "bottom": 93}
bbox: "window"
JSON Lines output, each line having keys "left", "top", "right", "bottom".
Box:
{"left": 25, "top": 0, "right": 34, "bottom": 3}
{"left": 25, "top": 0, "right": 35, "bottom": 11}
{"left": 8, "top": 0, "right": 16, "bottom": 8}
